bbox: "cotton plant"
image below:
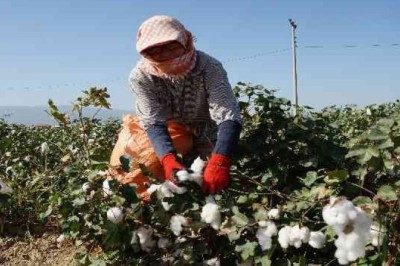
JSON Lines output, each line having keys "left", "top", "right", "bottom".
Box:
{"left": 201, "top": 196, "right": 221, "bottom": 230}
{"left": 322, "top": 197, "right": 372, "bottom": 265}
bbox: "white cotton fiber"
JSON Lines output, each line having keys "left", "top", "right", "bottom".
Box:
{"left": 107, "top": 207, "right": 124, "bottom": 224}
{"left": 201, "top": 196, "right": 221, "bottom": 230}
{"left": 322, "top": 197, "right": 372, "bottom": 265}
{"left": 267, "top": 208, "right": 280, "bottom": 219}
{"left": 256, "top": 221, "right": 278, "bottom": 251}
{"left": 308, "top": 231, "right": 326, "bottom": 249}
{"left": 170, "top": 214, "right": 189, "bottom": 236}
{"left": 137, "top": 226, "right": 156, "bottom": 252}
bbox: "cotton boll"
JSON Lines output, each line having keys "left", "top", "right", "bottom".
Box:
{"left": 308, "top": 231, "right": 326, "bottom": 249}
{"left": 160, "top": 183, "right": 175, "bottom": 198}
{"left": 176, "top": 170, "right": 190, "bottom": 182}
{"left": 258, "top": 220, "right": 269, "bottom": 227}
{"left": 267, "top": 208, "right": 280, "bottom": 219}
{"left": 107, "top": 207, "right": 124, "bottom": 224}
{"left": 256, "top": 228, "right": 273, "bottom": 250}
{"left": 103, "top": 179, "right": 113, "bottom": 197}
{"left": 137, "top": 226, "right": 156, "bottom": 252}
{"left": 189, "top": 172, "right": 203, "bottom": 186}
{"left": 41, "top": 142, "right": 49, "bottom": 154}
{"left": 278, "top": 226, "right": 291, "bottom": 249}
{"left": 204, "top": 257, "right": 220, "bottom": 266}
{"left": 164, "top": 181, "right": 187, "bottom": 195}
{"left": 201, "top": 197, "right": 221, "bottom": 230}
{"left": 191, "top": 157, "right": 206, "bottom": 174}
{"left": 147, "top": 184, "right": 161, "bottom": 195}
{"left": 0, "top": 180, "right": 13, "bottom": 194}
{"left": 157, "top": 238, "right": 171, "bottom": 249}
{"left": 81, "top": 182, "right": 90, "bottom": 193}
{"left": 337, "top": 256, "right": 349, "bottom": 265}
{"left": 259, "top": 221, "right": 277, "bottom": 237}
{"left": 175, "top": 237, "right": 187, "bottom": 243}
{"left": 299, "top": 226, "right": 310, "bottom": 243}
{"left": 162, "top": 201, "right": 173, "bottom": 211}
{"left": 289, "top": 225, "right": 309, "bottom": 248}
{"left": 56, "top": 234, "right": 66, "bottom": 244}
{"left": 170, "top": 215, "right": 189, "bottom": 236}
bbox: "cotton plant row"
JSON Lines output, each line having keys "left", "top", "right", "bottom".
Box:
{"left": 95, "top": 157, "right": 386, "bottom": 265}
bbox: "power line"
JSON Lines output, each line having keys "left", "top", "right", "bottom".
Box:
{"left": 3, "top": 42, "right": 399, "bottom": 91}
{"left": 222, "top": 48, "right": 290, "bottom": 63}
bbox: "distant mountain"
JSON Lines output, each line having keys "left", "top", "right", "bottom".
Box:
{"left": 0, "top": 106, "right": 134, "bottom": 125}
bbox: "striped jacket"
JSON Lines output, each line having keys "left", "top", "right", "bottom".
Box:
{"left": 129, "top": 50, "right": 242, "bottom": 133}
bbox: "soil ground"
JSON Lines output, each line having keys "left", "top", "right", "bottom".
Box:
{"left": 0, "top": 233, "right": 76, "bottom": 266}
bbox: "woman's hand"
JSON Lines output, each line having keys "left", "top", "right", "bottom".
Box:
{"left": 202, "top": 154, "right": 231, "bottom": 194}
{"left": 161, "top": 153, "right": 185, "bottom": 182}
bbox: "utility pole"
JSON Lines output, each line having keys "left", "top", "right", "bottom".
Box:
{"left": 289, "top": 18, "right": 298, "bottom": 116}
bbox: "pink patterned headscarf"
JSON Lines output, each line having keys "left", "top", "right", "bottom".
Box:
{"left": 136, "top": 15, "right": 197, "bottom": 80}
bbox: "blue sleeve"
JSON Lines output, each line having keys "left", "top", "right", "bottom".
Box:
{"left": 146, "top": 125, "right": 175, "bottom": 159}
{"left": 213, "top": 120, "right": 242, "bottom": 157}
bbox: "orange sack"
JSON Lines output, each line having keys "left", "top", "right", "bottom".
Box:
{"left": 109, "top": 114, "right": 193, "bottom": 193}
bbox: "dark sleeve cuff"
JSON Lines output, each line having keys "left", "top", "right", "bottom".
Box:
{"left": 146, "top": 124, "right": 175, "bottom": 159}
{"left": 213, "top": 120, "right": 242, "bottom": 157}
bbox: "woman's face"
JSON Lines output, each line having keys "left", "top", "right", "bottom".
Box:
{"left": 142, "top": 41, "right": 186, "bottom": 62}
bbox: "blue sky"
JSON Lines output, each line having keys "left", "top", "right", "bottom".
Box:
{"left": 1, "top": 0, "right": 399, "bottom": 111}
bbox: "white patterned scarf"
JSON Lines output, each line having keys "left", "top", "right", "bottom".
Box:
{"left": 136, "top": 15, "right": 197, "bottom": 80}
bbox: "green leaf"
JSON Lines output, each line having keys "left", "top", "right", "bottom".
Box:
{"left": 228, "top": 227, "right": 243, "bottom": 242}
{"left": 253, "top": 208, "right": 268, "bottom": 221}
{"left": 237, "top": 195, "right": 249, "bottom": 204}
{"left": 376, "top": 118, "right": 395, "bottom": 129}
{"left": 346, "top": 147, "right": 367, "bottom": 158}
{"left": 231, "top": 206, "right": 249, "bottom": 226}
{"left": 367, "top": 147, "right": 380, "bottom": 157}
{"left": 300, "top": 157, "right": 318, "bottom": 168}
{"left": 377, "top": 185, "right": 398, "bottom": 201}
{"left": 72, "top": 197, "right": 86, "bottom": 207}
{"left": 352, "top": 196, "right": 373, "bottom": 205}
{"left": 302, "top": 171, "right": 320, "bottom": 187}
{"left": 366, "top": 128, "right": 389, "bottom": 141}
{"left": 255, "top": 256, "right": 272, "bottom": 266}
{"left": 378, "top": 138, "right": 394, "bottom": 149}
{"left": 235, "top": 241, "right": 258, "bottom": 261}
{"left": 39, "top": 205, "right": 53, "bottom": 219}
{"left": 324, "top": 170, "right": 348, "bottom": 185}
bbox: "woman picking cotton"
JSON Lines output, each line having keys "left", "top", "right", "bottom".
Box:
{"left": 115, "top": 15, "right": 242, "bottom": 194}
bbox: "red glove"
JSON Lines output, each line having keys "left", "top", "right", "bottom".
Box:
{"left": 202, "top": 154, "right": 231, "bottom": 194}
{"left": 161, "top": 153, "right": 185, "bottom": 181}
